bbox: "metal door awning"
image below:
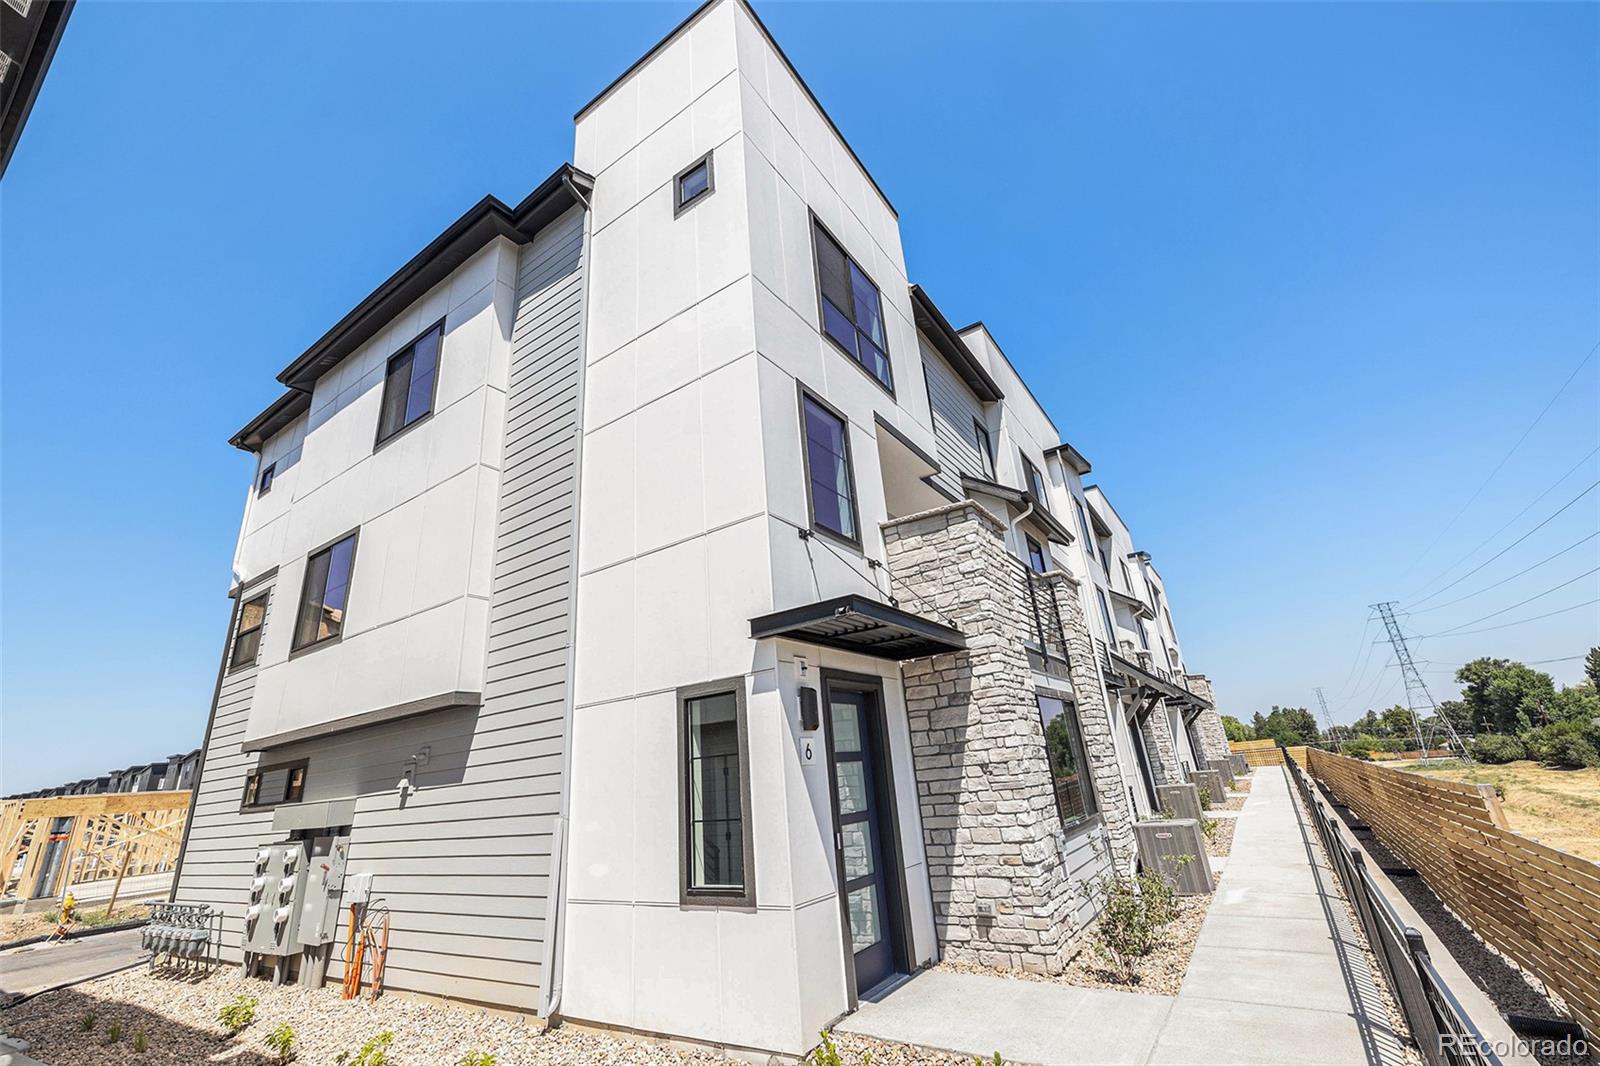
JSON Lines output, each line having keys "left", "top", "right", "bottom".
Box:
{"left": 1108, "top": 650, "right": 1212, "bottom": 709}
{"left": 749, "top": 594, "right": 965, "bottom": 660}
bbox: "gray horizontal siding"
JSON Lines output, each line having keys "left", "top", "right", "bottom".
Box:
{"left": 922, "top": 335, "right": 991, "bottom": 498}
{"left": 173, "top": 207, "right": 587, "bottom": 1013}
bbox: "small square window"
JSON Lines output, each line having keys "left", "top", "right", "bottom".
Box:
{"left": 258, "top": 463, "right": 276, "bottom": 495}
{"left": 675, "top": 153, "right": 714, "bottom": 214}
{"left": 241, "top": 759, "right": 308, "bottom": 811}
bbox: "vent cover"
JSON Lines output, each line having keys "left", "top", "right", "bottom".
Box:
{"left": 1155, "top": 782, "right": 1203, "bottom": 823}
{"left": 1134, "top": 819, "right": 1214, "bottom": 895}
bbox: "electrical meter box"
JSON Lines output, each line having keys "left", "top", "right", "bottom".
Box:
{"left": 296, "top": 834, "right": 350, "bottom": 947}
{"left": 243, "top": 841, "right": 307, "bottom": 956}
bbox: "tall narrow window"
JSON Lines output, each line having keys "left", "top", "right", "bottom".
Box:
{"left": 1136, "top": 617, "right": 1151, "bottom": 651}
{"left": 813, "top": 220, "right": 892, "bottom": 391}
{"left": 1119, "top": 560, "right": 1134, "bottom": 593}
{"left": 973, "top": 420, "right": 996, "bottom": 479}
{"left": 230, "top": 592, "right": 270, "bottom": 671}
{"left": 258, "top": 463, "right": 276, "bottom": 495}
{"left": 1038, "top": 695, "right": 1097, "bottom": 827}
{"left": 293, "top": 532, "right": 357, "bottom": 651}
{"left": 801, "top": 391, "right": 860, "bottom": 544}
{"left": 1074, "top": 498, "right": 1092, "bottom": 543}
{"left": 679, "top": 681, "right": 755, "bottom": 906}
{"left": 1097, "top": 588, "right": 1116, "bottom": 641}
{"left": 1026, "top": 534, "right": 1047, "bottom": 574}
{"left": 1022, "top": 456, "right": 1050, "bottom": 511}
{"left": 376, "top": 322, "right": 443, "bottom": 445}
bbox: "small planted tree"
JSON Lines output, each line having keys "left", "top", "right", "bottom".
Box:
{"left": 265, "top": 1022, "right": 297, "bottom": 1063}
{"left": 218, "top": 995, "right": 258, "bottom": 1035}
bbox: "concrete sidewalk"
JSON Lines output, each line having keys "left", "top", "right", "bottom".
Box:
{"left": 837, "top": 768, "right": 1408, "bottom": 1065}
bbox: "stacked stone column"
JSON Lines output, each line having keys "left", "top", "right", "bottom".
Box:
{"left": 881, "top": 501, "right": 1085, "bottom": 974}
{"left": 1138, "top": 698, "right": 1184, "bottom": 785}
{"left": 1037, "top": 572, "right": 1136, "bottom": 872}
{"left": 1184, "top": 674, "right": 1233, "bottom": 764}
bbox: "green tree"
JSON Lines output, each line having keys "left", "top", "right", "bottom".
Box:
{"left": 1455, "top": 658, "right": 1555, "bottom": 734}
{"left": 1221, "top": 715, "right": 1252, "bottom": 742}
{"left": 1586, "top": 646, "right": 1600, "bottom": 690}
{"left": 1547, "top": 684, "right": 1600, "bottom": 725}
{"left": 1379, "top": 704, "right": 1417, "bottom": 741}
{"left": 1255, "top": 706, "right": 1319, "bottom": 746}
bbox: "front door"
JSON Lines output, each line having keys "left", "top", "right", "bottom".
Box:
{"left": 827, "top": 685, "right": 904, "bottom": 996}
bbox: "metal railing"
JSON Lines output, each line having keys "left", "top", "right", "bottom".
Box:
{"left": 1007, "top": 556, "right": 1070, "bottom": 669}
{"left": 1285, "top": 752, "right": 1502, "bottom": 1066}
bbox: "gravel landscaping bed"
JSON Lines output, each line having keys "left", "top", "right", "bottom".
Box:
{"left": 935, "top": 885, "right": 1213, "bottom": 998}
{"left": 1216, "top": 792, "right": 1247, "bottom": 812}
{"left": 1234, "top": 775, "right": 1253, "bottom": 792}
{"left": 1203, "top": 815, "right": 1235, "bottom": 858}
{"left": 2, "top": 968, "right": 732, "bottom": 1065}
{"left": 823, "top": 1029, "right": 988, "bottom": 1065}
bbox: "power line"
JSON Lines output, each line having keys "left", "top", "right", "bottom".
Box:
{"left": 1329, "top": 615, "right": 1375, "bottom": 701}
{"left": 1422, "top": 597, "right": 1600, "bottom": 639}
{"left": 1401, "top": 340, "right": 1599, "bottom": 583}
{"left": 1416, "top": 653, "right": 1592, "bottom": 668}
{"left": 1408, "top": 445, "right": 1600, "bottom": 603}
{"left": 1405, "top": 531, "right": 1600, "bottom": 615}
{"left": 1406, "top": 479, "right": 1600, "bottom": 608}
{"left": 1423, "top": 566, "right": 1600, "bottom": 637}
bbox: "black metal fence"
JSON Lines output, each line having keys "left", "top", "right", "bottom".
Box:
{"left": 1007, "top": 556, "right": 1070, "bottom": 668}
{"left": 1285, "top": 752, "right": 1502, "bottom": 1066}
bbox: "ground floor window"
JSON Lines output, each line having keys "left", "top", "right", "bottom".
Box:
{"left": 678, "top": 679, "right": 755, "bottom": 906}
{"left": 1038, "top": 694, "right": 1097, "bottom": 828}
{"left": 241, "top": 760, "right": 307, "bottom": 811}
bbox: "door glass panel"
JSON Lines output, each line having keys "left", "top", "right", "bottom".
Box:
{"left": 835, "top": 761, "right": 868, "bottom": 815}
{"left": 847, "top": 886, "right": 881, "bottom": 951}
{"left": 831, "top": 702, "right": 861, "bottom": 752}
{"left": 841, "top": 822, "right": 873, "bottom": 880}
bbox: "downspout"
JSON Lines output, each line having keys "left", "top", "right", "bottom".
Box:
{"left": 538, "top": 201, "right": 594, "bottom": 1023}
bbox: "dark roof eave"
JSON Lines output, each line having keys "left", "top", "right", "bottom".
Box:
{"left": 274, "top": 164, "right": 592, "bottom": 395}
{"left": 230, "top": 390, "right": 312, "bottom": 453}
{"left": 909, "top": 285, "right": 1002, "bottom": 402}
{"left": 1045, "top": 441, "right": 1092, "bottom": 476}
{"left": 958, "top": 474, "right": 1075, "bottom": 544}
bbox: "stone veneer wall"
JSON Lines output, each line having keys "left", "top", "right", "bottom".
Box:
{"left": 881, "top": 501, "right": 1108, "bottom": 973}
{"left": 1184, "top": 675, "right": 1232, "bottom": 763}
{"left": 1138, "top": 698, "right": 1183, "bottom": 785}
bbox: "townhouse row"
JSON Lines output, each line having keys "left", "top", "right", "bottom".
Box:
{"left": 171, "top": 0, "right": 1232, "bottom": 1055}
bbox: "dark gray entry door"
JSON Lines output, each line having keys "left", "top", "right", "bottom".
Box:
{"left": 828, "top": 688, "right": 901, "bottom": 994}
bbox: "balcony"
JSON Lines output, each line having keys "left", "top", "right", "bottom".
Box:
{"left": 1006, "top": 554, "right": 1073, "bottom": 682}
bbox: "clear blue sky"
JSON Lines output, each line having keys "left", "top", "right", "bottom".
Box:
{"left": 3, "top": 2, "right": 1596, "bottom": 792}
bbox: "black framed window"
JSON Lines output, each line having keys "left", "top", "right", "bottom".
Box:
{"left": 376, "top": 321, "right": 443, "bottom": 445}
{"left": 675, "top": 152, "right": 714, "bottom": 213}
{"left": 678, "top": 680, "right": 755, "bottom": 906}
{"left": 229, "top": 592, "right": 269, "bottom": 671}
{"left": 1073, "top": 498, "right": 1092, "bottom": 543}
{"left": 258, "top": 463, "right": 276, "bottom": 495}
{"left": 1026, "top": 534, "right": 1047, "bottom": 574}
{"left": 1097, "top": 588, "right": 1116, "bottom": 641}
{"left": 973, "top": 420, "right": 996, "bottom": 479}
{"left": 1136, "top": 616, "right": 1151, "bottom": 650}
{"left": 1098, "top": 542, "right": 1112, "bottom": 580}
{"left": 813, "top": 219, "right": 892, "bottom": 391}
{"left": 1038, "top": 695, "right": 1097, "bottom": 827}
{"left": 801, "top": 390, "right": 860, "bottom": 544}
{"left": 292, "top": 531, "right": 357, "bottom": 651}
{"left": 1022, "top": 455, "right": 1050, "bottom": 511}
{"left": 1119, "top": 559, "right": 1134, "bottom": 593}
{"left": 241, "top": 760, "right": 307, "bottom": 811}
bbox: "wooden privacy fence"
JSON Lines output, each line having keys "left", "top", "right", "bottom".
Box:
{"left": 0, "top": 791, "right": 191, "bottom": 902}
{"left": 1307, "top": 748, "right": 1600, "bottom": 1037}
{"left": 1229, "top": 739, "right": 1311, "bottom": 767}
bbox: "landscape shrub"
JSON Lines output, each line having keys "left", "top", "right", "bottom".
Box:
{"left": 1524, "top": 719, "right": 1600, "bottom": 769}
{"left": 1470, "top": 733, "right": 1525, "bottom": 764}
{"left": 265, "top": 1022, "right": 296, "bottom": 1063}
{"left": 1087, "top": 870, "right": 1178, "bottom": 983}
{"left": 218, "top": 995, "right": 257, "bottom": 1035}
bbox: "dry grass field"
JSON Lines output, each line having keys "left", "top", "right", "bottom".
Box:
{"left": 1396, "top": 758, "right": 1600, "bottom": 862}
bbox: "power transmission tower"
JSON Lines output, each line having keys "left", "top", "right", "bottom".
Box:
{"left": 1372, "top": 601, "right": 1471, "bottom": 761}
{"left": 1313, "top": 686, "right": 1334, "bottom": 748}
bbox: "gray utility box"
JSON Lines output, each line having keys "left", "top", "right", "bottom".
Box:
{"left": 296, "top": 835, "right": 351, "bottom": 948}
{"left": 1207, "top": 759, "right": 1237, "bottom": 791}
{"left": 1231, "top": 753, "right": 1248, "bottom": 776}
{"left": 243, "top": 841, "right": 307, "bottom": 956}
{"left": 1134, "top": 819, "right": 1214, "bottom": 895}
{"left": 1187, "top": 768, "right": 1228, "bottom": 809}
{"left": 1155, "top": 783, "right": 1204, "bottom": 823}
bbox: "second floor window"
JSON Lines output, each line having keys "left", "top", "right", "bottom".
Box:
{"left": 1119, "top": 559, "right": 1134, "bottom": 593}
{"left": 1026, "top": 534, "right": 1047, "bottom": 574}
{"left": 230, "top": 592, "right": 269, "bottom": 671}
{"left": 376, "top": 321, "right": 443, "bottom": 445}
{"left": 1022, "top": 456, "right": 1050, "bottom": 511}
{"left": 801, "top": 392, "right": 860, "bottom": 544}
{"left": 293, "top": 532, "right": 357, "bottom": 651}
{"left": 973, "top": 420, "right": 996, "bottom": 479}
{"left": 813, "top": 220, "right": 892, "bottom": 392}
